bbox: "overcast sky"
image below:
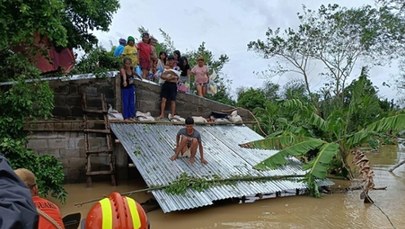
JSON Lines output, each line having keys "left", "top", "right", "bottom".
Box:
{"left": 94, "top": 0, "right": 400, "bottom": 101}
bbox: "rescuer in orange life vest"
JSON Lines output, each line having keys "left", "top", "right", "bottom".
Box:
{"left": 14, "top": 168, "right": 65, "bottom": 229}
{"left": 85, "top": 192, "right": 149, "bottom": 229}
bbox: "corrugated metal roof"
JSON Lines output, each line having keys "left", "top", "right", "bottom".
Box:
{"left": 111, "top": 123, "right": 330, "bottom": 213}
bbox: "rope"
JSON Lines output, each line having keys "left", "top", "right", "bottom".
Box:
{"left": 372, "top": 202, "right": 396, "bottom": 229}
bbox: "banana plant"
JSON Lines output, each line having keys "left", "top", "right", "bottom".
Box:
{"left": 241, "top": 97, "right": 405, "bottom": 197}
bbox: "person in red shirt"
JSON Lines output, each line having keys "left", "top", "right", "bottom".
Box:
{"left": 137, "top": 32, "right": 152, "bottom": 79}
{"left": 14, "top": 168, "right": 64, "bottom": 229}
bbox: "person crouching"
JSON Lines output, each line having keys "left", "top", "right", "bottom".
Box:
{"left": 170, "top": 117, "right": 208, "bottom": 165}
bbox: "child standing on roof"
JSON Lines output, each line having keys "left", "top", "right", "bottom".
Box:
{"left": 191, "top": 56, "right": 209, "bottom": 97}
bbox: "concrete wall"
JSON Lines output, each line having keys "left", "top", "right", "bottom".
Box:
{"left": 49, "top": 75, "right": 252, "bottom": 120}
{"left": 25, "top": 76, "right": 254, "bottom": 182}
{"left": 27, "top": 131, "right": 85, "bottom": 182}
{"left": 133, "top": 79, "right": 252, "bottom": 119}
{"left": 50, "top": 77, "right": 116, "bottom": 118}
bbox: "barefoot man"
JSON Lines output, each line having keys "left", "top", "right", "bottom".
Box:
{"left": 170, "top": 117, "right": 208, "bottom": 164}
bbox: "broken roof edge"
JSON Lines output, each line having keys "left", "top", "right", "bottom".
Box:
{"left": 152, "top": 178, "right": 333, "bottom": 213}
{"left": 0, "top": 71, "right": 118, "bottom": 86}
{"left": 109, "top": 120, "right": 257, "bottom": 126}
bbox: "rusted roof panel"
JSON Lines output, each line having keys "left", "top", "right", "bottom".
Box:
{"left": 111, "top": 123, "right": 330, "bottom": 213}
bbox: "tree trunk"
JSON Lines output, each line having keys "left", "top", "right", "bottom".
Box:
{"left": 388, "top": 159, "right": 405, "bottom": 172}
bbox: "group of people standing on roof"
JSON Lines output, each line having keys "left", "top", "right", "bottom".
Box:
{"left": 115, "top": 32, "right": 211, "bottom": 121}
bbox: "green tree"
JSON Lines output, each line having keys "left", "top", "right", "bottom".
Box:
{"left": 282, "top": 80, "right": 311, "bottom": 102}
{"left": 71, "top": 46, "right": 121, "bottom": 77}
{"left": 0, "top": 80, "right": 66, "bottom": 201}
{"left": 237, "top": 88, "right": 267, "bottom": 111}
{"left": 262, "top": 81, "right": 280, "bottom": 101}
{"left": 0, "top": 0, "right": 120, "bottom": 202}
{"left": 342, "top": 67, "right": 385, "bottom": 132}
{"left": 242, "top": 91, "right": 403, "bottom": 197}
{"left": 58, "top": 0, "right": 120, "bottom": 51}
{"left": 248, "top": 3, "right": 405, "bottom": 106}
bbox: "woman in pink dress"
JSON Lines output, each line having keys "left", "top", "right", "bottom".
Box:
{"left": 191, "top": 57, "right": 209, "bottom": 97}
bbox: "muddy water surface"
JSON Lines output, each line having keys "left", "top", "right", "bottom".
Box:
{"left": 60, "top": 147, "right": 405, "bottom": 229}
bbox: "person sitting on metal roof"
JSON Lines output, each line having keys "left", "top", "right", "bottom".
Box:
{"left": 170, "top": 117, "right": 208, "bottom": 164}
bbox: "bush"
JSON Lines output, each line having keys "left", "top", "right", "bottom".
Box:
{"left": 0, "top": 138, "right": 66, "bottom": 202}
{"left": 0, "top": 80, "right": 66, "bottom": 203}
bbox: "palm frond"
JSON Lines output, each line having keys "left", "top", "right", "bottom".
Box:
{"left": 304, "top": 143, "right": 340, "bottom": 179}
{"left": 254, "top": 138, "right": 325, "bottom": 170}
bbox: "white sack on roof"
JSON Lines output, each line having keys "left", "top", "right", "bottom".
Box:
{"left": 136, "top": 111, "right": 155, "bottom": 122}
{"left": 229, "top": 110, "right": 243, "bottom": 124}
{"left": 192, "top": 116, "right": 208, "bottom": 124}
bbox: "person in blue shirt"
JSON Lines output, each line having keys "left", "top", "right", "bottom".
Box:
{"left": 113, "top": 38, "right": 126, "bottom": 57}
{"left": 0, "top": 155, "right": 39, "bottom": 228}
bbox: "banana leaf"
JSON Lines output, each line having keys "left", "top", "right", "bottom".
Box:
{"left": 254, "top": 138, "right": 325, "bottom": 170}
{"left": 345, "top": 129, "right": 375, "bottom": 149}
{"left": 308, "top": 112, "right": 326, "bottom": 131}
{"left": 346, "top": 114, "right": 405, "bottom": 148}
{"left": 366, "top": 114, "right": 405, "bottom": 132}
{"left": 303, "top": 142, "right": 339, "bottom": 179}
{"left": 239, "top": 133, "right": 312, "bottom": 150}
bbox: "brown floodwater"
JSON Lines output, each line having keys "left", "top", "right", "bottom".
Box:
{"left": 59, "top": 146, "right": 405, "bottom": 229}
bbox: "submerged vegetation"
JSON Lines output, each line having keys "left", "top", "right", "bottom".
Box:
{"left": 160, "top": 173, "right": 306, "bottom": 195}
{"left": 240, "top": 1, "right": 405, "bottom": 197}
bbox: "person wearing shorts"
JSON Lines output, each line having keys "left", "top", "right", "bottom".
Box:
{"left": 191, "top": 56, "right": 209, "bottom": 97}
{"left": 170, "top": 117, "right": 208, "bottom": 165}
{"left": 158, "top": 55, "right": 179, "bottom": 119}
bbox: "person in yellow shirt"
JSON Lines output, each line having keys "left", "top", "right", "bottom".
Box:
{"left": 122, "top": 36, "right": 139, "bottom": 67}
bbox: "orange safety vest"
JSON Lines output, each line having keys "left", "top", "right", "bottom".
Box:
{"left": 33, "top": 196, "right": 64, "bottom": 229}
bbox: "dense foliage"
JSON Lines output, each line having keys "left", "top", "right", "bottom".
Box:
{"left": 71, "top": 46, "right": 120, "bottom": 77}
{"left": 0, "top": 0, "right": 119, "bottom": 202}
{"left": 241, "top": 1, "right": 405, "bottom": 196}
{"left": 0, "top": 80, "right": 66, "bottom": 201}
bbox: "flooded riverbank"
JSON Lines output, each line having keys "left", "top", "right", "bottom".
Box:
{"left": 60, "top": 147, "right": 405, "bottom": 229}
